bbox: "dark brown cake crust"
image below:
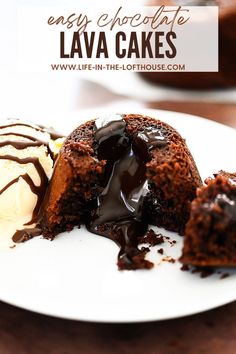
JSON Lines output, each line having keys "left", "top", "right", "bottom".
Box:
{"left": 40, "top": 121, "right": 106, "bottom": 237}
{"left": 180, "top": 171, "right": 236, "bottom": 266}
{"left": 141, "top": 0, "right": 236, "bottom": 89}
{"left": 41, "top": 114, "right": 202, "bottom": 238}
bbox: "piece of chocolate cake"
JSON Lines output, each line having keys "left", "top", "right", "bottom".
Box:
{"left": 40, "top": 114, "right": 202, "bottom": 269}
{"left": 181, "top": 171, "right": 236, "bottom": 266}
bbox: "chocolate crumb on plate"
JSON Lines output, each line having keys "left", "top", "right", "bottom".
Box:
{"left": 181, "top": 264, "right": 231, "bottom": 280}
{"left": 138, "top": 229, "right": 165, "bottom": 247}
{"left": 118, "top": 247, "right": 153, "bottom": 271}
{"left": 162, "top": 256, "right": 176, "bottom": 264}
{"left": 220, "top": 273, "right": 230, "bottom": 279}
{"left": 140, "top": 246, "right": 150, "bottom": 253}
{"left": 191, "top": 267, "right": 215, "bottom": 278}
{"left": 168, "top": 239, "right": 177, "bottom": 246}
{"left": 181, "top": 264, "right": 190, "bottom": 271}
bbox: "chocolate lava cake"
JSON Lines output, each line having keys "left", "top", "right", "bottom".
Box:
{"left": 41, "top": 114, "right": 202, "bottom": 269}
{"left": 181, "top": 171, "right": 236, "bottom": 266}
{"left": 142, "top": 0, "right": 236, "bottom": 89}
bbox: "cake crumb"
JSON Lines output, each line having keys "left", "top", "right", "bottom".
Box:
{"left": 138, "top": 229, "right": 165, "bottom": 247}
{"left": 168, "top": 239, "right": 177, "bottom": 247}
{"left": 191, "top": 267, "right": 214, "bottom": 278}
{"left": 118, "top": 248, "right": 153, "bottom": 271}
{"left": 157, "top": 248, "right": 164, "bottom": 255}
{"left": 181, "top": 265, "right": 230, "bottom": 280}
{"left": 180, "top": 264, "right": 189, "bottom": 271}
{"left": 140, "top": 246, "right": 150, "bottom": 253}
{"left": 10, "top": 245, "right": 16, "bottom": 249}
{"left": 162, "top": 256, "right": 176, "bottom": 263}
{"left": 220, "top": 272, "right": 230, "bottom": 279}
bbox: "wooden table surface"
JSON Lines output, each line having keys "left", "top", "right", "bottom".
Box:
{"left": 1, "top": 100, "right": 236, "bottom": 354}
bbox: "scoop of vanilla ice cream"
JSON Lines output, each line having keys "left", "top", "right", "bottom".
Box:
{"left": 0, "top": 119, "right": 63, "bottom": 222}
{"left": 0, "top": 145, "right": 52, "bottom": 220}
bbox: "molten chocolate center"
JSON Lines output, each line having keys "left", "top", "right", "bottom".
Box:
{"left": 87, "top": 116, "right": 168, "bottom": 270}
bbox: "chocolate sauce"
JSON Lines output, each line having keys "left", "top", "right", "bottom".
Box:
{"left": 0, "top": 174, "right": 32, "bottom": 196}
{"left": 87, "top": 117, "right": 168, "bottom": 270}
{"left": 135, "top": 127, "right": 168, "bottom": 149}
{"left": 0, "top": 132, "right": 38, "bottom": 141}
{"left": 13, "top": 227, "right": 42, "bottom": 243}
{"left": 38, "top": 126, "right": 64, "bottom": 140}
{"left": 0, "top": 156, "right": 48, "bottom": 224}
{"left": 214, "top": 193, "right": 236, "bottom": 221}
{"left": 0, "top": 137, "right": 54, "bottom": 160}
{"left": 0, "top": 123, "right": 62, "bottom": 159}
{"left": 0, "top": 140, "right": 46, "bottom": 149}
{"left": 1, "top": 122, "right": 63, "bottom": 139}
{"left": 0, "top": 122, "right": 44, "bottom": 131}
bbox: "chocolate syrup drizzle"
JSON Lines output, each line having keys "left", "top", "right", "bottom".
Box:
{"left": 87, "top": 116, "right": 168, "bottom": 270}
{"left": 0, "top": 121, "right": 63, "bottom": 243}
{"left": 13, "top": 227, "right": 42, "bottom": 243}
{"left": 0, "top": 122, "right": 63, "bottom": 159}
{"left": 0, "top": 155, "right": 48, "bottom": 223}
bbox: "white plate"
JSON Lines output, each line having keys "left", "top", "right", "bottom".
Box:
{"left": 0, "top": 108, "right": 236, "bottom": 323}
